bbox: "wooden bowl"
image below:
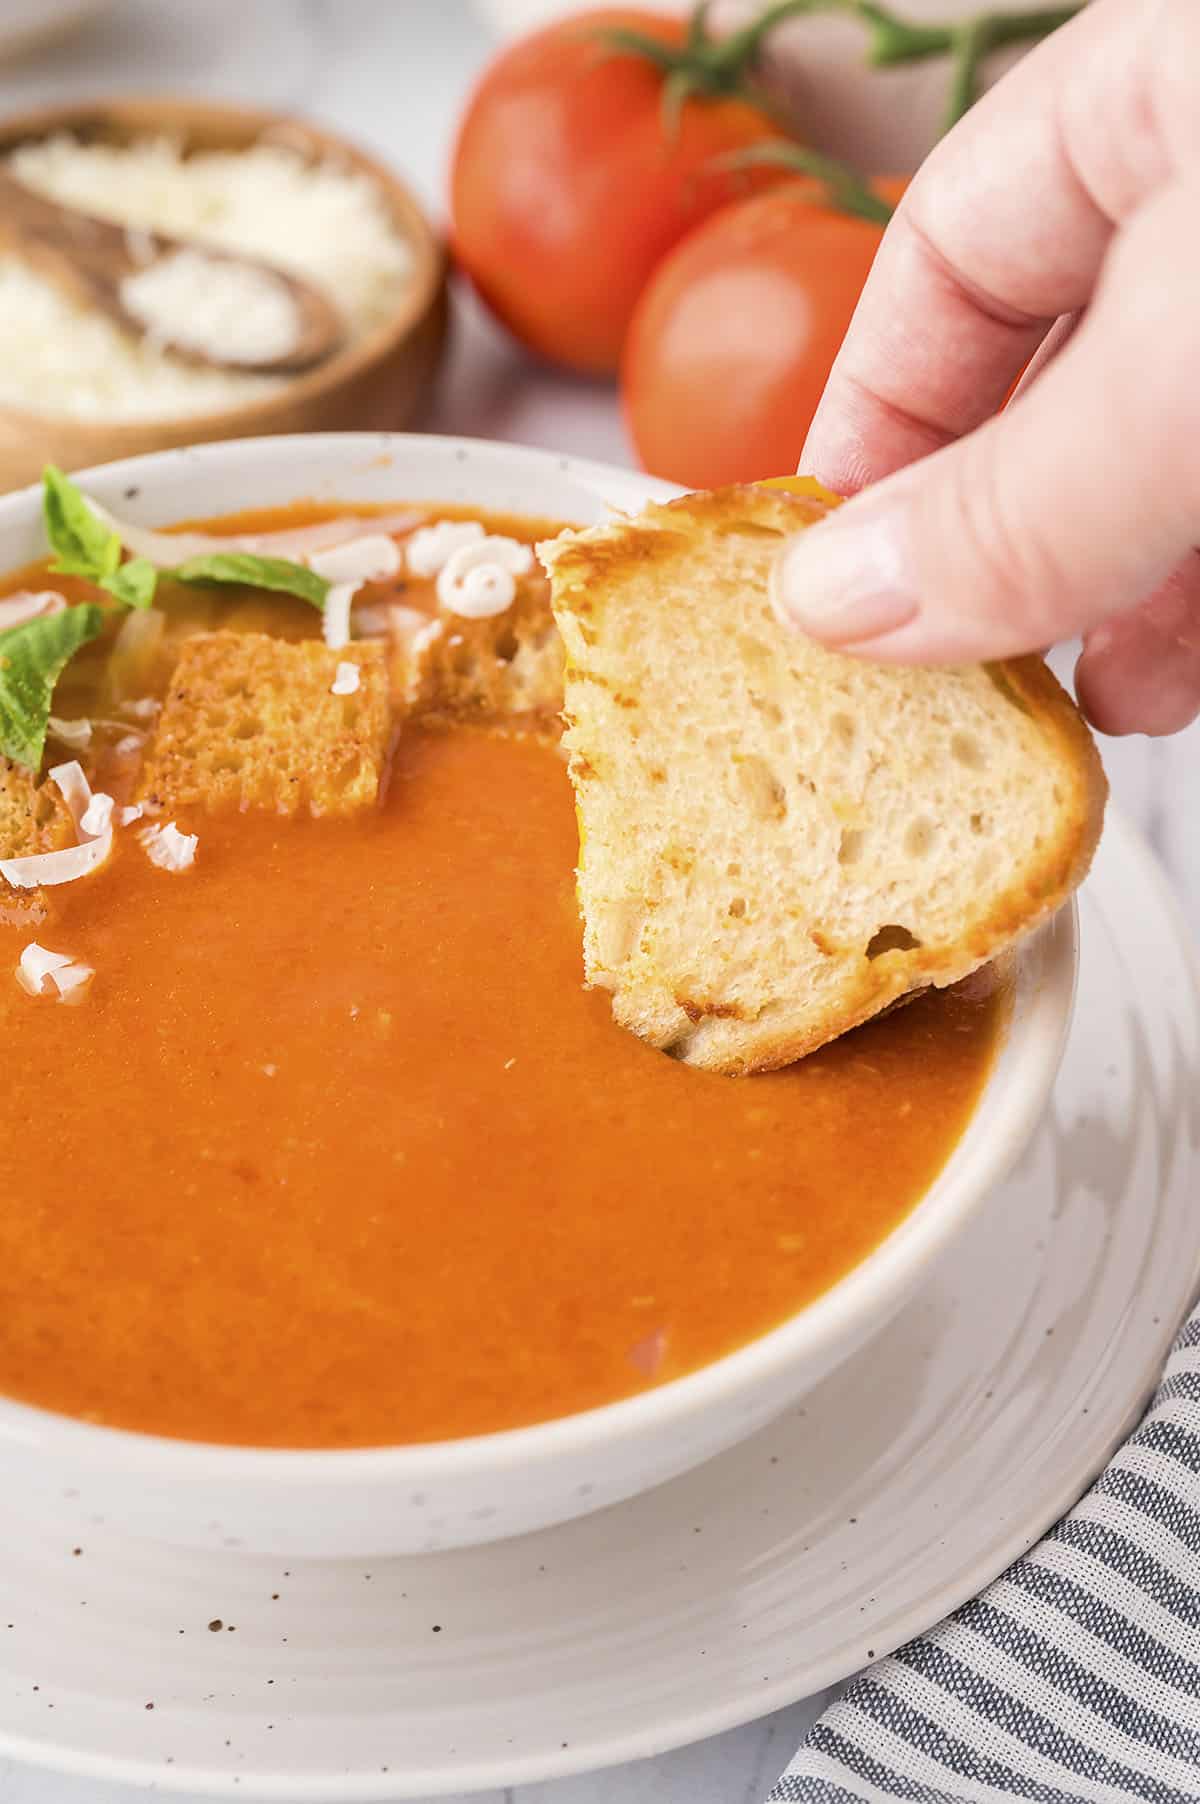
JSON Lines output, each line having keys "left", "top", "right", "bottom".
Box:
{"left": 0, "top": 96, "right": 449, "bottom": 493}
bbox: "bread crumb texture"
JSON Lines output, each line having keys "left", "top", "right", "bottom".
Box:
{"left": 0, "top": 758, "right": 75, "bottom": 927}
{"left": 391, "top": 571, "right": 563, "bottom": 733}
{"left": 0, "top": 758, "right": 73, "bottom": 859}
{"left": 540, "top": 486, "right": 1107, "bottom": 1074}
{"left": 138, "top": 631, "right": 391, "bottom": 817}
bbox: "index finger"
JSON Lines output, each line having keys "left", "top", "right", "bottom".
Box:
{"left": 800, "top": 0, "right": 1151, "bottom": 494}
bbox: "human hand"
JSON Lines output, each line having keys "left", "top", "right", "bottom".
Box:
{"left": 768, "top": 0, "right": 1200, "bottom": 735}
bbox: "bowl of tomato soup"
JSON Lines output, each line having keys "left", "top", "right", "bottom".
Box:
{"left": 0, "top": 435, "right": 1077, "bottom": 1555}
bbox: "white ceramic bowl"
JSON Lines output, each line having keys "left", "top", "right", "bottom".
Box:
{"left": 0, "top": 433, "right": 1078, "bottom": 1558}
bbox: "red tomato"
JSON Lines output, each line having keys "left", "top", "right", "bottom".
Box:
{"left": 623, "top": 179, "right": 905, "bottom": 489}
{"left": 450, "top": 10, "right": 786, "bottom": 376}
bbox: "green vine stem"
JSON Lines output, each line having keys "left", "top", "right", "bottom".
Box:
{"left": 596, "top": 0, "right": 1080, "bottom": 136}
{"left": 718, "top": 141, "right": 896, "bottom": 224}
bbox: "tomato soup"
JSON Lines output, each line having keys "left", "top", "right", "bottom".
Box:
{"left": 0, "top": 504, "right": 1004, "bottom": 1447}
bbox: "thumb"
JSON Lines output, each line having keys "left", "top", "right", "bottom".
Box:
{"left": 770, "top": 177, "right": 1200, "bottom": 665}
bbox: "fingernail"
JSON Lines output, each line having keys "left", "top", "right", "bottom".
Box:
{"left": 769, "top": 503, "right": 920, "bottom": 644}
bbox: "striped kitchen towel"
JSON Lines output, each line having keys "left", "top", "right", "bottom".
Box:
{"left": 770, "top": 1308, "right": 1200, "bottom": 1802}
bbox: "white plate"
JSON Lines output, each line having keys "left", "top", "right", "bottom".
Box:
{"left": 0, "top": 809, "right": 1196, "bottom": 1798}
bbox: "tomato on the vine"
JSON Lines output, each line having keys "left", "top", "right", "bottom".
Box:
{"left": 450, "top": 9, "right": 790, "bottom": 376}
{"left": 623, "top": 176, "right": 906, "bottom": 489}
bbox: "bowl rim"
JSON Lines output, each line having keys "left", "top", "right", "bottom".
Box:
{"left": 0, "top": 96, "right": 446, "bottom": 436}
{"left": 0, "top": 430, "right": 1080, "bottom": 1480}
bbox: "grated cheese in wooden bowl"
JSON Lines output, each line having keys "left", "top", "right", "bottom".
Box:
{"left": 0, "top": 135, "right": 415, "bottom": 420}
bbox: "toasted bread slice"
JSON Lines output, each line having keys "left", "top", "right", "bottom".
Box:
{"left": 0, "top": 758, "right": 78, "bottom": 927}
{"left": 138, "top": 631, "right": 391, "bottom": 817}
{"left": 0, "top": 758, "right": 73, "bottom": 859}
{"left": 540, "top": 486, "right": 1106, "bottom": 1075}
{"left": 389, "top": 575, "right": 564, "bottom": 733}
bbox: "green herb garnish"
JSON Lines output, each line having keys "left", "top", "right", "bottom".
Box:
{"left": 43, "top": 465, "right": 157, "bottom": 610}
{"left": 0, "top": 604, "right": 105, "bottom": 770}
{"left": 104, "top": 557, "right": 158, "bottom": 611}
{"left": 14, "top": 470, "right": 332, "bottom": 774}
{"left": 169, "top": 552, "right": 329, "bottom": 611}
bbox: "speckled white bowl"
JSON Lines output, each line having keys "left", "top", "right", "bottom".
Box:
{"left": 0, "top": 434, "right": 1078, "bottom": 1557}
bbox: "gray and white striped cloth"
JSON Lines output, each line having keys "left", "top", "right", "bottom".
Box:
{"left": 770, "top": 1309, "right": 1200, "bottom": 1802}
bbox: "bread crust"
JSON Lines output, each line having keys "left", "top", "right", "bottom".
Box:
{"left": 542, "top": 485, "right": 1108, "bottom": 1075}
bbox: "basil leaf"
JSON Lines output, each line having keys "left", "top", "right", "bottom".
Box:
{"left": 104, "top": 556, "right": 157, "bottom": 611}
{"left": 42, "top": 467, "right": 159, "bottom": 609}
{"left": 0, "top": 604, "right": 105, "bottom": 770}
{"left": 171, "top": 552, "right": 329, "bottom": 610}
{"left": 43, "top": 465, "right": 121, "bottom": 582}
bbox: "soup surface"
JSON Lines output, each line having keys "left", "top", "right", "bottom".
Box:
{"left": 0, "top": 503, "right": 1004, "bottom": 1447}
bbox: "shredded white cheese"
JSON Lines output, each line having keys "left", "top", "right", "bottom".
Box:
{"left": 119, "top": 803, "right": 146, "bottom": 825}
{"left": 1, "top": 136, "right": 414, "bottom": 421}
{"left": 436, "top": 536, "right": 533, "bottom": 619}
{"left": 79, "top": 792, "right": 115, "bottom": 838}
{"left": 47, "top": 715, "right": 93, "bottom": 750}
{"left": 308, "top": 533, "right": 402, "bottom": 586}
{"left": 406, "top": 520, "right": 486, "bottom": 578}
{"left": 331, "top": 661, "right": 361, "bottom": 696}
{"left": 118, "top": 697, "right": 160, "bottom": 721}
{"left": 17, "top": 942, "right": 71, "bottom": 993}
{"left": 49, "top": 760, "right": 93, "bottom": 835}
{"left": 352, "top": 603, "right": 392, "bottom": 638}
{"left": 49, "top": 961, "right": 95, "bottom": 1001}
{"left": 410, "top": 619, "right": 444, "bottom": 659}
{"left": 121, "top": 247, "right": 304, "bottom": 367}
{"left": 4, "top": 762, "right": 117, "bottom": 890}
{"left": 138, "top": 821, "right": 197, "bottom": 872}
{"left": 1, "top": 832, "right": 113, "bottom": 889}
{"left": 389, "top": 604, "right": 431, "bottom": 642}
{"left": 49, "top": 763, "right": 115, "bottom": 848}
{"left": 309, "top": 535, "right": 406, "bottom": 650}
{"left": 16, "top": 941, "right": 94, "bottom": 1001}
{"left": 322, "top": 581, "right": 357, "bottom": 651}
{"left": 86, "top": 503, "right": 422, "bottom": 571}
{"left": 0, "top": 590, "right": 66, "bottom": 630}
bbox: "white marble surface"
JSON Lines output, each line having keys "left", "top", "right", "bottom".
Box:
{"left": 0, "top": 5, "right": 1196, "bottom": 1803}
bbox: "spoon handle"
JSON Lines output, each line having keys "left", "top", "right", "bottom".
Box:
{"left": 0, "top": 167, "right": 134, "bottom": 316}
{"left": 0, "top": 168, "right": 343, "bottom": 375}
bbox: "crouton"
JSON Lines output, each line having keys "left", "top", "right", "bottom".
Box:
{"left": 138, "top": 631, "right": 391, "bottom": 817}
{"left": 0, "top": 758, "right": 77, "bottom": 926}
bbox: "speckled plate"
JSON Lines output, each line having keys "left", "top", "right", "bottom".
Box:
{"left": 0, "top": 809, "right": 1197, "bottom": 1800}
